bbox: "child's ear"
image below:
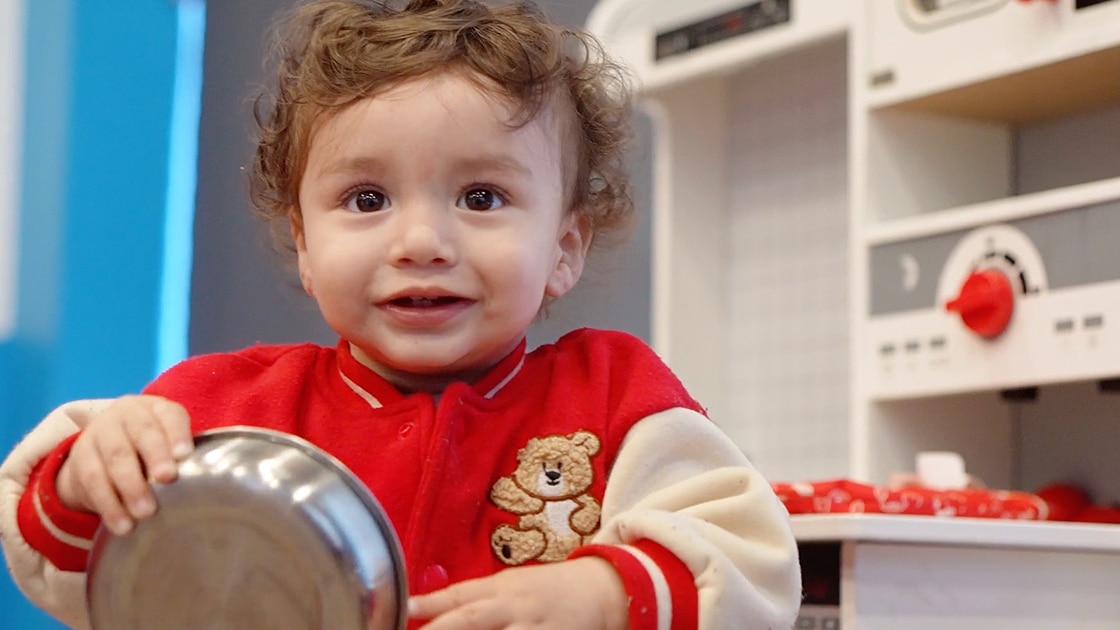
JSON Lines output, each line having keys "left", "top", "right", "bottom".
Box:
{"left": 546, "top": 212, "right": 592, "bottom": 298}
{"left": 289, "top": 211, "right": 314, "bottom": 297}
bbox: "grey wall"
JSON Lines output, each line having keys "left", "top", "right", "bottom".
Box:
{"left": 189, "top": 0, "right": 331, "bottom": 354}
{"left": 189, "top": 0, "right": 651, "bottom": 354}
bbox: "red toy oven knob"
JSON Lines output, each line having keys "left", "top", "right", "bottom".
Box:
{"left": 945, "top": 269, "right": 1014, "bottom": 339}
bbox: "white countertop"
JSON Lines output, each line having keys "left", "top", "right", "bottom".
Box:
{"left": 791, "top": 513, "right": 1120, "bottom": 553}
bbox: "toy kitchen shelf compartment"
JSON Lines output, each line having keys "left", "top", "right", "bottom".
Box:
{"left": 861, "top": 0, "right": 1120, "bottom": 224}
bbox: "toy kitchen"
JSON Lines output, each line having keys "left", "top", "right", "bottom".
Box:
{"left": 587, "top": 0, "right": 1120, "bottom": 627}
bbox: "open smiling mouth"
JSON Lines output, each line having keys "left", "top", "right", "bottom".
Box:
{"left": 391, "top": 297, "right": 464, "bottom": 308}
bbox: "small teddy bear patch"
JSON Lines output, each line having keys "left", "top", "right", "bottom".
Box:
{"left": 490, "top": 430, "right": 603, "bottom": 565}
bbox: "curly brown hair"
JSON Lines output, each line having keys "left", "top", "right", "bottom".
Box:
{"left": 250, "top": 0, "right": 635, "bottom": 253}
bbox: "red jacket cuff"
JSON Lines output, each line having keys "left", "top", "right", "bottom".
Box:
{"left": 570, "top": 541, "right": 698, "bottom": 630}
{"left": 16, "top": 432, "right": 102, "bottom": 572}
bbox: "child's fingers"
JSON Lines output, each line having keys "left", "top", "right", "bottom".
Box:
{"left": 69, "top": 446, "right": 135, "bottom": 536}
{"left": 57, "top": 395, "right": 193, "bottom": 533}
{"left": 124, "top": 399, "right": 189, "bottom": 484}
{"left": 126, "top": 416, "right": 177, "bottom": 484}
{"left": 407, "top": 579, "right": 485, "bottom": 620}
{"left": 150, "top": 398, "right": 194, "bottom": 460}
{"left": 408, "top": 585, "right": 510, "bottom": 630}
{"left": 407, "top": 590, "right": 453, "bottom": 621}
{"left": 94, "top": 419, "right": 157, "bottom": 524}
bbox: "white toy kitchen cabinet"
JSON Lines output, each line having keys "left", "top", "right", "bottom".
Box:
{"left": 588, "top": 0, "right": 1120, "bottom": 627}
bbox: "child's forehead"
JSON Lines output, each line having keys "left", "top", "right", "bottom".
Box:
{"left": 313, "top": 70, "right": 568, "bottom": 139}
{"left": 377, "top": 72, "right": 513, "bottom": 110}
{"left": 302, "top": 73, "right": 571, "bottom": 174}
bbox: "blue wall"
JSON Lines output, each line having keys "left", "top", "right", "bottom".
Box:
{"left": 1, "top": 1, "right": 202, "bottom": 626}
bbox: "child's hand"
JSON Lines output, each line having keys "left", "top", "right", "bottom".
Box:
{"left": 55, "top": 395, "right": 193, "bottom": 536}
{"left": 408, "top": 557, "right": 628, "bottom": 630}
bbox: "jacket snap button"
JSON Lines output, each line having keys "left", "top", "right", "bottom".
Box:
{"left": 420, "top": 564, "right": 449, "bottom": 592}
{"left": 398, "top": 423, "right": 414, "bottom": 438}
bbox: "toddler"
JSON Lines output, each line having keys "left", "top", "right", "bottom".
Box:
{"left": 0, "top": 1, "right": 801, "bottom": 628}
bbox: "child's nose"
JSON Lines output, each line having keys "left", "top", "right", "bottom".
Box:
{"left": 389, "top": 205, "right": 455, "bottom": 266}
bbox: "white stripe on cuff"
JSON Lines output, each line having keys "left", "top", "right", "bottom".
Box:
{"left": 32, "top": 491, "right": 93, "bottom": 551}
{"left": 621, "top": 544, "right": 672, "bottom": 630}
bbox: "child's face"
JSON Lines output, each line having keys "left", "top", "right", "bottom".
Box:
{"left": 293, "top": 72, "right": 587, "bottom": 385}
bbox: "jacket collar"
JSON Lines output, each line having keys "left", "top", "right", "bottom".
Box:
{"left": 335, "top": 338, "right": 527, "bottom": 409}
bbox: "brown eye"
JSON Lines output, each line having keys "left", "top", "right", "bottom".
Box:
{"left": 458, "top": 187, "right": 503, "bottom": 211}
{"left": 348, "top": 190, "right": 387, "bottom": 213}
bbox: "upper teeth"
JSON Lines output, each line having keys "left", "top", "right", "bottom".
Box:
{"left": 410, "top": 297, "right": 436, "bottom": 307}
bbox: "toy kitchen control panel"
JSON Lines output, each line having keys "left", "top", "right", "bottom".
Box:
{"left": 866, "top": 199, "right": 1120, "bottom": 400}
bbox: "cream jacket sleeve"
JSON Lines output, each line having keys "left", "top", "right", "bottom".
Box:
{"left": 0, "top": 399, "right": 110, "bottom": 630}
{"left": 588, "top": 407, "right": 802, "bottom": 630}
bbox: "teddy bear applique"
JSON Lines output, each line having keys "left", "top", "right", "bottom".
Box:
{"left": 489, "top": 431, "right": 603, "bottom": 565}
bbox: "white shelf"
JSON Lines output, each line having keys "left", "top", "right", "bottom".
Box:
{"left": 868, "top": 45, "right": 1120, "bottom": 125}
{"left": 792, "top": 514, "right": 1120, "bottom": 554}
{"left": 861, "top": 176, "right": 1120, "bottom": 246}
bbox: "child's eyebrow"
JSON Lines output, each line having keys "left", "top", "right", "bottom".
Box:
{"left": 312, "top": 153, "right": 537, "bottom": 180}
{"left": 312, "top": 155, "right": 385, "bottom": 178}
{"left": 452, "top": 154, "right": 534, "bottom": 179}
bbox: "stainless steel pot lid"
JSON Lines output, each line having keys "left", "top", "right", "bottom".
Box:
{"left": 86, "top": 426, "right": 407, "bottom": 630}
